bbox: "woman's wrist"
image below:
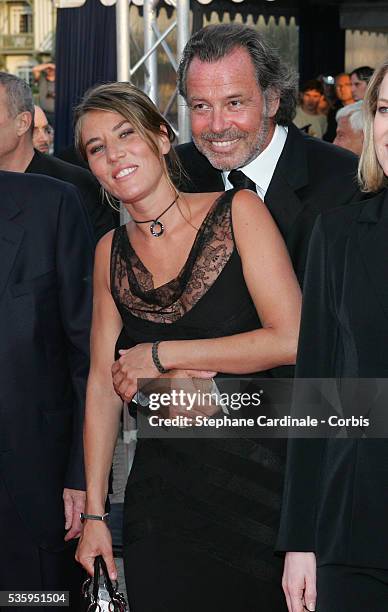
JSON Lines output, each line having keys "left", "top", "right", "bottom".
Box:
{"left": 156, "top": 340, "right": 180, "bottom": 371}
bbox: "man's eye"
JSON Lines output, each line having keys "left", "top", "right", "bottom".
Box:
{"left": 229, "top": 100, "right": 242, "bottom": 108}
{"left": 191, "top": 103, "right": 210, "bottom": 112}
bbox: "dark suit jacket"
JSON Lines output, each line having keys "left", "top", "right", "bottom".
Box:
{"left": 26, "top": 150, "right": 115, "bottom": 242}
{"left": 277, "top": 190, "right": 388, "bottom": 569}
{"left": 176, "top": 124, "right": 361, "bottom": 286}
{"left": 0, "top": 171, "right": 93, "bottom": 551}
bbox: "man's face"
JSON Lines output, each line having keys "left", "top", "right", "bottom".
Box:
{"left": 33, "top": 106, "right": 52, "bottom": 153}
{"left": 333, "top": 115, "right": 363, "bottom": 156}
{"left": 0, "top": 85, "right": 20, "bottom": 162}
{"left": 350, "top": 73, "right": 368, "bottom": 101}
{"left": 186, "top": 47, "right": 279, "bottom": 171}
{"left": 301, "top": 89, "right": 321, "bottom": 114}
{"left": 335, "top": 75, "right": 353, "bottom": 105}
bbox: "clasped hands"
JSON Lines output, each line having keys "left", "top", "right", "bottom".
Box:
{"left": 111, "top": 343, "right": 219, "bottom": 418}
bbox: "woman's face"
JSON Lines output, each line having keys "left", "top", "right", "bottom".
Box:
{"left": 374, "top": 72, "right": 388, "bottom": 176}
{"left": 81, "top": 110, "right": 170, "bottom": 204}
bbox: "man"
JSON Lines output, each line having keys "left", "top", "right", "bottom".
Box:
{"left": 33, "top": 105, "right": 53, "bottom": 154}
{"left": 0, "top": 171, "right": 93, "bottom": 607}
{"left": 176, "top": 25, "right": 361, "bottom": 286}
{"left": 0, "top": 72, "right": 115, "bottom": 242}
{"left": 324, "top": 72, "right": 354, "bottom": 142}
{"left": 350, "top": 65, "right": 374, "bottom": 101}
{"left": 333, "top": 100, "right": 364, "bottom": 156}
{"left": 334, "top": 72, "right": 354, "bottom": 107}
{"left": 293, "top": 79, "right": 327, "bottom": 139}
{"left": 32, "top": 62, "right": 56, "bottom": 126}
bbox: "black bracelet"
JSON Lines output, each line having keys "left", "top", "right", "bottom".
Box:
{"left": 152, "top": 341, "right": 170, "bottom": 374}
{"left": 80, "top": 512, "right": 109, "bottom": 522}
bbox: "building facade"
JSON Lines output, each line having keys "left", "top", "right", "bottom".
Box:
{"left": 0, "top": 0, "right": 55, "bottom": 81}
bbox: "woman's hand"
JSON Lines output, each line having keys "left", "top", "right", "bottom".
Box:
{"left": 75, "top": 521, "right": 117, "bottom": 581}
{"left": 111, "top": 343, "right": 216, "bottom": 402}
{"left": 282, "top": 552, "right": 316, "bottom": 612}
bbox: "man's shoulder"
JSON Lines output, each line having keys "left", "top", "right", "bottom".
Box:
{"left": 175, "top": 141, "right": 211, "bottom": 168}
{"left": 289, "top": 124, "right": 358, "bottom": 171}
{"left": 1, "top": 168, "right": 78, "bottom": 196}
{"left": 30, "top": 151, "right": 98, "bottom": 189}
{"left": 0, "top": 170, "right": 83, "bottom": 217}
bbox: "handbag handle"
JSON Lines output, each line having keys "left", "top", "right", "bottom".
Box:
{"left": 82, "top": 556, "right": 127, "bottom": 612}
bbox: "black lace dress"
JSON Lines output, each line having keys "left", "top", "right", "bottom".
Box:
{"left": 111, "top": 191, "right": 287, "bottom": 612}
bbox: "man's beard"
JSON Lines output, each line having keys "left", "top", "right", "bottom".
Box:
{"left": 192, "top": 114, "right": 271, "bottom": 172}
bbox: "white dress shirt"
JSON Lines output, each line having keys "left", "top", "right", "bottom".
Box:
{"left": 223, "top": 125, "right": 288, "bottom": 200}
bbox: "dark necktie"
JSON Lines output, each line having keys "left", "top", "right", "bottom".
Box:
{"left": 227, "top": 170, "right": 257, "bottom": 193}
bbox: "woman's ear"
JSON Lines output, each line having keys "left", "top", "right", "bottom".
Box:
{"left": 158, "top": 124, "right": 171, "bottom": 155}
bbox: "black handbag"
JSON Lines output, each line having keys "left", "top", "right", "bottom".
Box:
{"left": 82, "top": 555, "right": 128, "bottom": 611}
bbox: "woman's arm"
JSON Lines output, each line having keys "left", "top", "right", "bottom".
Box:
{"left": 282, "top": 552, "right": 317, "bottom": 612}
{"left": 112, "top": 189, "right": 301, "bottom": 401}
{"left": 76, "top": 231, "right": 124, "bottom": 580}
{"left": 278, "top": 214, "right": 337, "bottom": 612}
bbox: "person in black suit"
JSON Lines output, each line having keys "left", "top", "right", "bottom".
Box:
{"left": 0, "top": 171, "right": 93, "bottom": 608}
{"left": 278, "top": 59, "right": 388, "bottom": 612}
{"left": 176, "top": 24, "right": 361, "bottom": 287}
{"left": 0, "top": 72, "right": 115, "bottom": 242}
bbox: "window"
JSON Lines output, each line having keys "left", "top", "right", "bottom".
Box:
{"left": 16, "top": 64, "right": 34, "bottom": 86}
{"left": 9, "top": 4, "right": 33, "bottom": 35}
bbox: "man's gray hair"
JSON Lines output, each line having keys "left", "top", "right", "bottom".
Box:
{"left": 177, "top": 23, "right": 298, "bottom": 125}
{"left": 336, "top": 100, "right": 364, "bottom": 133}
{"left": 0, "top": 72, "right": 34, "bottom": 118}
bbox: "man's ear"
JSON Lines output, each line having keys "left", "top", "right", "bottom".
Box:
{"left": 265, "top": 89, "right": 280, "bottom": 118}
{"left": 158, "top": 124, "right": 171, "bottom": 155}
{"left": 15, "top": 111, "right": 33, "bottom": 137}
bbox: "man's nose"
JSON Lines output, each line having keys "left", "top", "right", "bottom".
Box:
{"left": 209, "top": 107, "right": 229, "bottom": 133}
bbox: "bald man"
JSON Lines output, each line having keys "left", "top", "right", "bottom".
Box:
{"left": 33, "top": 105, "right": 53, "bottom": 154}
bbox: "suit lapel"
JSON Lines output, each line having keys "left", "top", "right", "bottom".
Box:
{"left": 357, "top": 191, "right": 388, "bottom": 321}
{"left": 0, "top": 185, "right": 24, "bottom": 299}
{"left": 265, "top": 124, "right": 309, "bottom": 236}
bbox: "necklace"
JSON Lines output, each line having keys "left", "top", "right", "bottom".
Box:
{"left": 132, "top": 195, "right": 178, "bottom": 237}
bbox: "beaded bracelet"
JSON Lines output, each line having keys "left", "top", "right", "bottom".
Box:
{"left": 152, "top": 341, "right": 170, "bottom": 374}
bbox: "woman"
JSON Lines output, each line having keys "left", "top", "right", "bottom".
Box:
{"left": 74, "top": 82, "right": 301, "bottom": 611}
{"left": 279, "top": 61, "right": 388, "bottom": 612}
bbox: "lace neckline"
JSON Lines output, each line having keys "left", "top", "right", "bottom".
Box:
{"left": 123, "top": 193, "right": 224, "bottom": 292}
{"left": 110, "top": 189, "right": 236, "bottom": 324}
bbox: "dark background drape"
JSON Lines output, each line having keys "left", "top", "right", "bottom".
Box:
{"left": 54, "top": 0, "right": 117, "bottom": 154}
{"left": 298, "top": 4, "right": 345, "bottom": 84}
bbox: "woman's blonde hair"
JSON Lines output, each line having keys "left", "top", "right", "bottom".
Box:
{"left": 74, "top": 81, "right": 185, "bottom": 204}
{"left": 358, "top": 59, "right": 388, "bottom": 192}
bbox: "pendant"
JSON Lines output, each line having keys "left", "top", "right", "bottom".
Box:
{"left": 150, "top": 220, "right": 164, "bottom": 237}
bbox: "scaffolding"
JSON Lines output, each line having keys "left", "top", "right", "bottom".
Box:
{"left": 58, "top": 0, "right": 191, "bottom": 142}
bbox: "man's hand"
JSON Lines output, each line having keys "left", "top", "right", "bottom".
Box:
{"left": 112, "top": 344, "right": 216, "bottom": 403}
{"left": 63, "top": 488, "right": 86, "bottom": 541}
{"left": 282, "top": 552, "right": 316, "bottom": 612}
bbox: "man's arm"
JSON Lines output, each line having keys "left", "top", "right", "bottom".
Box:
{"left": 55, "top": 184, "right": 94, "bottom": 491}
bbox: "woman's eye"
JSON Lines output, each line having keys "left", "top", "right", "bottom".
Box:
{"left": 377, "top": 105, "right": 388, "bottom": 114}
{"left": 120, "top": 129, "right": 134, "bottom": 138}
{"left": 89, "top": 144, "right": 104, "bottom": 155}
